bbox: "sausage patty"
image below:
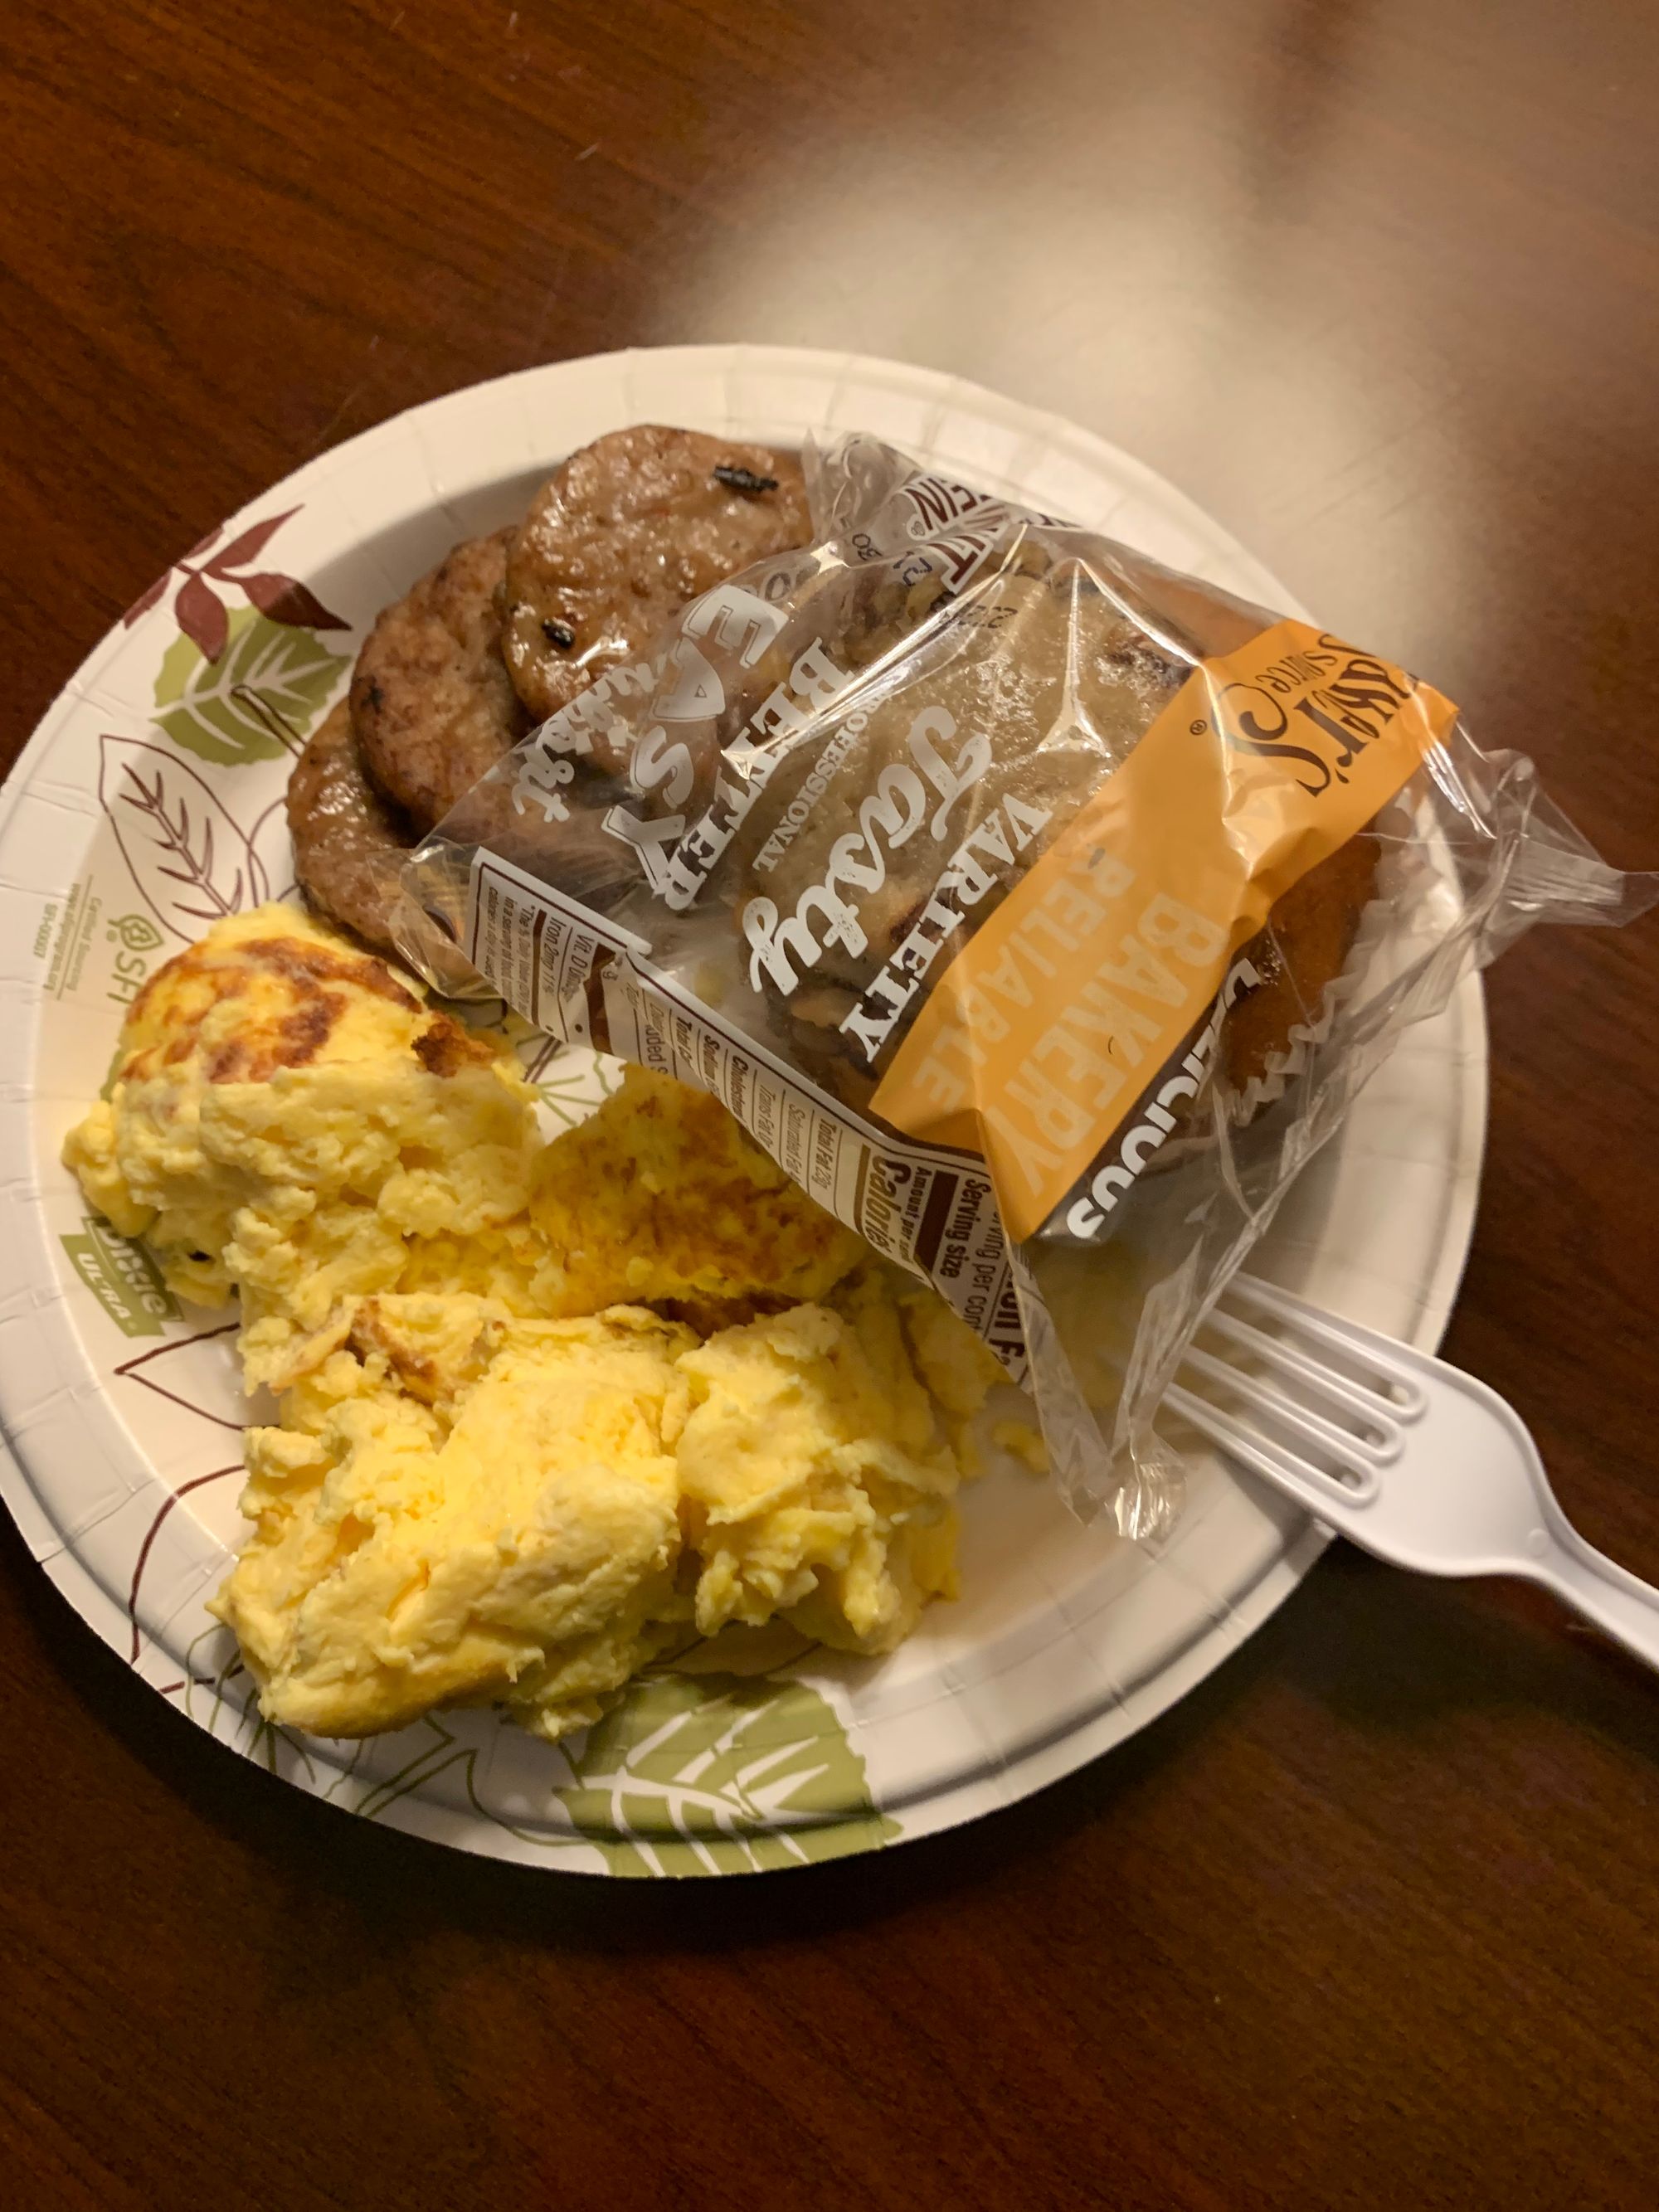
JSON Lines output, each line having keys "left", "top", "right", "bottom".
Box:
{"left": 501, "top": 425, "right": 813, "bottom": 727}
{"left": 288, "top": 699, "right": 417, "bottom": 958}
{"left": 349, "top": 526, "right": 530, "bottom": 831}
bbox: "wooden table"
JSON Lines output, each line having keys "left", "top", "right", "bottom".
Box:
{"left": 3, "top": 4, "right": 1657, "bottom": 2205}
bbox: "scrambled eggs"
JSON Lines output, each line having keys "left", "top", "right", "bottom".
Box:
{"left": 65, "top": 905, "right": 1010, "bottom": 1742}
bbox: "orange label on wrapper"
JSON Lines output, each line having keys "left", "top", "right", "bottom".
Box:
{"left": 869, "top": 620, "right": 1459, "bottom": 1242}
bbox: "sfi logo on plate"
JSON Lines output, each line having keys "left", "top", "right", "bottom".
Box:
{"left": 107, "top": 911, "right": 164, "bottom": 1009}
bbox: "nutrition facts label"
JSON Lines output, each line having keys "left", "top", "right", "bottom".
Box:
{"left": 465, "top": 848, "right": 1028, "bottom": 1380}
{"left": 469, "top": 851, "right": 649, "bottom": 1046}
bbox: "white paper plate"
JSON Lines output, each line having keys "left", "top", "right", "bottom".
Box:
{"left": 0, "top": 347, "right": 1486, "bottom": 1875}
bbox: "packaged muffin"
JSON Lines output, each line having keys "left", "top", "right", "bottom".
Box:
{"left": 399, "top": 434, "right": 1653, "bottom": 1532}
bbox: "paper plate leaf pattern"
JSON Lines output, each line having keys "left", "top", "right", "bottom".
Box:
{"left": 247, "top": 794, "right": 299, "bottom": 903}
{"left": 122, "top": 504, "right": 348, "bottom": 653}
{"left": 203, "top": 511, "right": 301, "bottom": 576}
{"left": 153, "top": 605, "right": 352, "bottom": 766}
{"left": 238, "top": 574, "right": 344, "bottom": 630}
{"left": 126, "top": 1463, "right": 244, "bottom": 1664}
{"left": 99, "top": 735, "right": 270, "bottom": 940}
{"left": 114, "top": 1322, "right": 244, "bottom": 1430}
{"left": 533, "top": 1044, "right": 626, "bottom": 1124}
{"left": 354, "top": 1716, "right": 484, "bottom": 1821}
{"left": 551, "top": 1673, "right": 898, "bottom": 1876}
{"left": 169, "top": 1630, "right": 317, "bottom": 1784}
{"left": 176, "top": 571, "right": 229, "bottom": 664}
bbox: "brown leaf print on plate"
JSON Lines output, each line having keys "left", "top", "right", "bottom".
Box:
{"left": 247, "top": 793, "right": 298, "bottom": 899}
{"left": 239, "top": 574, "right": 344, "bottom": 630}
{"left": 99, "top": 735, "right": 271, "bottom": 941}
{"left": 201, "top": 510, "right": 299, "bottom": 577}
{"left": 114, "top": 1321, "right": 243, "bottom": 1430}
{"left": 126, "top": 1462, "right": 243, "bottom": 1663}
{"left": 175, "top": 571, "right": 229, "bottom": 662}
{"left": 120, "top": 503, "right": 347, "bottom": 654}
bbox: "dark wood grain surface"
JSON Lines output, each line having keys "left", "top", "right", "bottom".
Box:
{"left": 3, "top": 4, "right": 1657, "bottom": 2206}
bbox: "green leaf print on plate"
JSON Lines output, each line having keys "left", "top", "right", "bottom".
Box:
{"left": 534, "top": 1048, "right": 625, "bottom": 1126}
{"left": 554, "top": 1672, "right": 898, "bottom": 1877}
{"left": 153, "top": 606, "right": 352, "bottom": 766}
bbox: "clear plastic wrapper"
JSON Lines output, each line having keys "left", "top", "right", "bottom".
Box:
{"left": 397, "top": 434, "right": 1656, "bottom": 1537}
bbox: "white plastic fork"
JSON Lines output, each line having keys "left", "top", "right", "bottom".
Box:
{"left": 1165, "top": 1273, "right": 1659, "bottom": 1671}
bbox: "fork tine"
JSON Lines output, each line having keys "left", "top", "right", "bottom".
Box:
{"left": 1199, "top": 1305, "right": 1404, "bottom": 1435}
{"left": 1223, "top": 1276, "right": 1429, "bottom": 1417}
{"left": 1177, "top": 1344, "right": 1391, "bottom": 1490}
{"left": 1164, "top": 1383, "right": 1363, "bottom": 1510}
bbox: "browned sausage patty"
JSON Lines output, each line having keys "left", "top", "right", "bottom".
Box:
{"left": 289, "top": 699, "right": 417, "bottom": 958}
{"left": 501, "top": 425, "right": 813, "bottom": 725}
{"left": 349, "top": 527, "right": 530, "bottom": 832}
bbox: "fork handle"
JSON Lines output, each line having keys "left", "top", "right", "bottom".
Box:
{"left": 1531, "top": 1526, "right": 1659, "bottom": 1673}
